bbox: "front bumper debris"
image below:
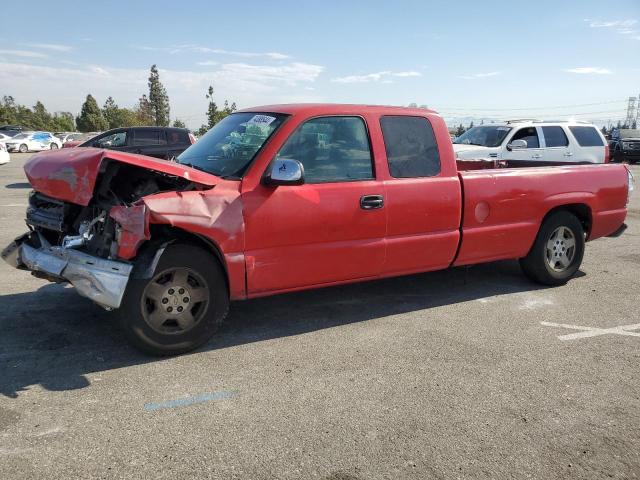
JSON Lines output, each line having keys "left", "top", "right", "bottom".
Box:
{"left": 1, "top": 232, "right": 132, "bottom": 309}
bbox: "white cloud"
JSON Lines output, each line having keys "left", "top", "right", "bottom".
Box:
{"left": 136, "top": 44, "right": 291, "bottom": 60}
{"left": 331, "top": 70, "right": 422, "bottom": 83}
{"left": 196, "top": 60, "right": 219, "bottom": 66}
{"left": 585, "top": 19, "right": 640, "bottom": 39}
{"left": 459, "top": 71, "right": 500, "bottom": 80}
{"left": 587, "top": 19, "right": 637, "bottom": 28}
{"left": 564, "top": 67, "right": 612, "bottom": 75}
{"left": 0, "top": 49, "right": 48, "bottom": 58}
{"left": 22, "top": 43, "right": 73, "bottom": 52}
{"left": 0, "top": 61, "right": 324, "bottom": 127}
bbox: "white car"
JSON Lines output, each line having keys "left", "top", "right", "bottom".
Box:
{"left": 5, "top": 131, "right": 62, "bottom": 153}
{"left": 453, "top": 120, "right": 609, "bottom": 164}
{"left": 0, "top": 142, "right": 9, "bottom": 165}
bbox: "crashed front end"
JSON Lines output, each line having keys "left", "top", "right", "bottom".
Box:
{"left": 1, "top": 148, "right": 218, "bottom": 310}
{"left": 2, "top": 229, "right": 133, "bottom": 309}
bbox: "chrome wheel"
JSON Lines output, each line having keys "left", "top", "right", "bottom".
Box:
{"left": 141, "top": 267, "right": 210, "bottom": 334}
{"left": 546, "top": 226, "right": 576, "bottom": 272}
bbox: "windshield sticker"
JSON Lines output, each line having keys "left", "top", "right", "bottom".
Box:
{"left": 247, "top": 115, "right": 277, "bottom": 126}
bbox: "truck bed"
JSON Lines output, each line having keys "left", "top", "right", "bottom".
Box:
{"left": 454, "top": 163, "right": 629, "bottom": 266}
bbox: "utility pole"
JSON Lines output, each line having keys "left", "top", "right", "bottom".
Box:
{"left": 625, "top": 96, "right": 637, "bottom": 127}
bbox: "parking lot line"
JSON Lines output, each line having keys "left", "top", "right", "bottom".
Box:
{"left": 541, "top": 321, "right": 640, "bottom": 341}
{"left": 143, "top": 391, "right": 237, "bottom": 411}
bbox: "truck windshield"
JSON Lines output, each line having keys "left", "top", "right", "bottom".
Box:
{"left": 178, "top": 112, "right": 287, "bottom": 178}
{"left": 453, "top": 126, "right": 512, "bottom": 147}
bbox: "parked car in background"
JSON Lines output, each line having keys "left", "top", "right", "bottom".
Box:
{"left": 54, "top": 132, "right": 80, "bottom": 144}
{"left": 0, "top": 125, "right": 24, "bottom": 137}
{"left": 0, "top": 142, "right": 9, "bottom": 165}
{"left": 74, "top": 126, "right": 195, "bottom": 160}
{"left": 610, "top": 128, "right": 640, "bottom": 164}
{"left": 62, "top": 132, "right": 100, "bottom": 148}
{"left": 0, "top": 133, "right": 13, "bottom": 145}
{"left": 5, "top": 132, "right": 62, "bottom": 153}
{"left": 453, "top": 120, "right": 609, "bottom": 164}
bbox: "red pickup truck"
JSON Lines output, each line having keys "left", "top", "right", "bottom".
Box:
{"left": 2, "top": 104, "right": 633, "bottom": 355}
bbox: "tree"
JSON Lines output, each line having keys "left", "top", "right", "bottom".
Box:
{"left": 632, "top": 120, "right": 637, "bottom": 129}
{"left": 172, "top": 118, "right": 186, "bottom": 128}
{"left": 135, "top": 94, "right": 154, "bottom": 125}
{"left": 76, "top": 94, "right": 108, "bottom": 132}
{"left": 52, "top": 112, "right": 75, "bottom": 131}
{"left": 468, "top": 120, "right": 474, "bottom": 129}
{"left": 148, "top": 64, "right": 170, "bottom": 126}
{"left": 102, "top": 96, "right": 120, "bottom": 129}
{"left": 601, "top": 126, "right": 608, "bottom": 136}
{"left": 456, "top": 124, "right": 465, "bottom": 136}
{"left": 197, "top": 85, "right": 237, "bottom": 135}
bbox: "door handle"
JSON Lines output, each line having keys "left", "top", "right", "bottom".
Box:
{"left": 563, "top": 152, "right": 574, "bottom": 157}
{"left": 531, "top": 154, "right": 542, "bottom": 159}
{"left": 360, "top": 194, "right": 384, "bottom": 210}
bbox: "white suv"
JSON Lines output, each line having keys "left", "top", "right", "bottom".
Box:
{"left": 453, "top": 120, "right": 609, "bottom": 164}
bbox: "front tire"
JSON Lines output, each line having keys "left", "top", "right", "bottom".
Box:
{"left": 19, "top": 144, "right": 28, "bottom": 153}
{"left": 50, "top": 143, "right": 59, "bottom": 150}
{"left": 118, "top": 244, "right": 229, "bottom": 356}
{"left": 519, "top": 211, "right": 585, "bottom": 286}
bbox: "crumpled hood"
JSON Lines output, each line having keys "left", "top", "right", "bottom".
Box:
{"left": 24, "top": 147, "right": 220, "bottom": 206}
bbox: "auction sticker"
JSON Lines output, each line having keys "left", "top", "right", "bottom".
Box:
{"left": 248, "top": 115, "right": 276, "bottom": 125}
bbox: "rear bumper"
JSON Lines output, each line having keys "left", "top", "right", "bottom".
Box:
{"left": 606, "top": 223, "right": 627, "bottom": 238}
{"left": 1, "top": 232, "right": 132, "bottom": 309}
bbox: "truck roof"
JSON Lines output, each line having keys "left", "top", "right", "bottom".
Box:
{"left": 238, "top": 103, "right": 438, "bottom": 116}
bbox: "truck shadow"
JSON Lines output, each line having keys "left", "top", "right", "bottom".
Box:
{"left": 0, "top": 261, "right": 570, "bottom": 398}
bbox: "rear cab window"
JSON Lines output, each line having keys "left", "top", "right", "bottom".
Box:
{"left": 379, "top": 116, "right": 441, "bottom": 177}
{"left": 569, "top": 126, "right": 605, "bottom": 147}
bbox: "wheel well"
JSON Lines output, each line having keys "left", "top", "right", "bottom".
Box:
{"left": 543, "top": 204, "right": 592, "bottom": 236}
{"left": 141, "top": 225, "right": 229, "bottom": 294}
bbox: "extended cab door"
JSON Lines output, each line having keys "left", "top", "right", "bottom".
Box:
{"left": 242, "top": 115, "right": 386, "bottom": 294}
{"left": 377, "top": 115, "right": 462, "bottom": 275}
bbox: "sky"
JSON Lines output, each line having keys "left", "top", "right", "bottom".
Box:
{"left": 0, "top": 0, "right": 639, "bottom": 128}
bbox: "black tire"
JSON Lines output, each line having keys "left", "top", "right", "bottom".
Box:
{"left": 519, "top": 211, "right": 585, "bottom": 286}
{"left": 50, "top": 143, "right": 58, "bottom": 150}
{"left": 118, "top": 244, "right": 229, "bottom": 356}
{"left": 19, "top": 144, "right": 27, "bottom": 153}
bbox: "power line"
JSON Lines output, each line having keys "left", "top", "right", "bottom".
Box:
{"left": 433, "top": 99, "right": 626, "bottom": 112}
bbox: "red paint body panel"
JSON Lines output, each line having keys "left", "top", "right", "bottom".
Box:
{"left": 454, "top": 164, "right": 630, "bottom": 266}
{"left": 21, "top": 104, "right": 630, "bottom": 303}
{"left": 23, "top": 147, "right": 219, "bottom": 206}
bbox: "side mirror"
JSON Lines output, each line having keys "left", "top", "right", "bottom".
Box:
{"left": 506, "top": 139, "right": 527, "bottom": 151}
{"left": 263, "top": 159, "right": 305, "bottom": 186}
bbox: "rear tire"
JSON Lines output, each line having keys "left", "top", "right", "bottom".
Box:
{"left": 19, "top": 144, "right": 27, "bottom": 153}
{"left": 50, "top": 143, "right": 58, "bottom": 150}
{"left": 118, "top": 244, "right": 229, "bottom": 356}
{"left": 519, "top": 211, "right": 585, "bottom": 286}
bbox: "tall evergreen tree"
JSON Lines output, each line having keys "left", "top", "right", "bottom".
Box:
{"left": 172, "top": 119, "right": 186, "bottom": 128}
{"left": 102, "top": 96, "right": 120, "bottom": 129}
{"left": 148, "top": 65, "right": 170, "bottom": 126}
{"left": 135, "top": 94, "right": 154, "bottom": 125}
{"left": 76, "top": 94, "right": 108, "bottom": 132}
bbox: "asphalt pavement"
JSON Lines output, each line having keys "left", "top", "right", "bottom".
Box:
{"left": 1, "top": 153, "right": 639, "bottom": 479}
